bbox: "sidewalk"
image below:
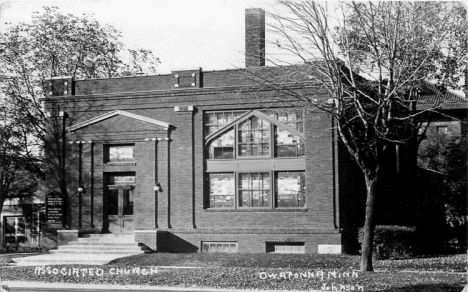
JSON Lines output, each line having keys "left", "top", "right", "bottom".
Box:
{"left": 2, "top": 281, "right": 323, "bottom": 292}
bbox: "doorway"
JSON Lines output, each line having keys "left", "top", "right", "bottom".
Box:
{"left": 104, "top": 174, "right": 135, "bottom": 234}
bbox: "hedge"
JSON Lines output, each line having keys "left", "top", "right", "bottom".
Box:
{"left": 358, "top": 225, "right": 416, "bottom": 260}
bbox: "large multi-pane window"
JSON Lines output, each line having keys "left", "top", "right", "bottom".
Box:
{"left": 209, "top": 173, "right": 235, "bottom": 208}
{"left": 239, "top": 173, "right": 270, "bottom": 207}
{"left": 207, "top": 171, "right": 305, "bottom": 209}
{"left": 206, "top": 109, "right": 304, "bottom": 160}
{"left": 276, "top": 172, "right": 305, "bottom": 207}
{"left": 205, "top": 109, "right": 306, "bottom": 209}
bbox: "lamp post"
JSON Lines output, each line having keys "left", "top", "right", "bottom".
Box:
{"left": 78, "top": 139, "right": 82, "bottom": 229}
{"left": 77, "top": 185, "right": 86, "bottom": 229}
{"left": 154, "top": 183, "right": 163, "bottom": 229}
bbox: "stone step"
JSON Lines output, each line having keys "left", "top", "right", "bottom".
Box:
{"left": 12, "top": 254, "right": 132, "bottom": 266}
{"left": 68, "top": 241, "right": 142, "bottom": 247}
{"left": 57, "top": 244, "right": 150, "bottom": 251}
{"left": 76, "top": 237, "right": 136, "bottom": 243}
{"left": 12, "top": 233, "right": 150, "bottom": 266}
{"left": 81, "top": 233, "right": 135, "bottom": 239}
{"left": 49, "top": 249, "right": 147, "bottom": 255}
{"left": 56, "top": 246, "right": 147, "bottom": 252}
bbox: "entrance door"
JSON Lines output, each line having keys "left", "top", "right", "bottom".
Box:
{"left": 106, "top": 178, "right": 135, "bottom": 234}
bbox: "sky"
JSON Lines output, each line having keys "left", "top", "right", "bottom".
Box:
{"left": 0, "top": 0, "right": 281, "bottom": 74}
{"left": 0, "top": 0, "right": 466, "bottom": 92}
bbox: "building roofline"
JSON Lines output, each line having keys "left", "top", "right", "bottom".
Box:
{"left": 67, "top": 110, "right": 172, "bottom": 132}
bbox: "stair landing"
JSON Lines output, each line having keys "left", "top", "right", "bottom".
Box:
{"left": 12, "top": 234, "right": 150, "bottom": 266}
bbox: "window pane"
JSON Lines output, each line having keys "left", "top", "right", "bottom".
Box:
{"left": 205, "top": 111, "right": 247, "bottom": 136}
{"left": 238, "top": 117, "right": 270, "bottom": 157}
{"left": 123, "top": 189, "right": 133, "bottom": 215}
{"left": 436, "top": 126, "right": 448, "bottom": 135}
{"left": 238, "top": 173, "right": 270, "bottom": 208}
{"left": 209, "top": 173, "right": 235, "bottom": 208}
{"left": 208, "top": 129, "right": 235, "bottom": 159}
{"left": 108, "top": 175, "right": 136, "bottom": 185}
{"left": 16, "top": 217, "right": 25, "bottom": 234}
{"left": 107, "top": 145, "right": 134, "bottom": 162}
{"left": 264, "top": 108, "right": 304, "bottom": 132}
{"left": 4, "top": 218, "right": 15, "bottom": 234}
{"left": 275, "top": 128, "right": 304, "bottom": 157}
{"left": 239, "top": 191, "right": 251, "bottom": 207}
{"left": 4, "top": 217, "right": 27, "bottom": 245}
{"left": 108, "top": 189, "right": 119, "bottom": 215}
{"left": 276, "top": 172, "right": 305, "bottom": 207}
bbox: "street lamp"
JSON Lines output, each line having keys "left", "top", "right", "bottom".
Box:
{"left": 78, "top": 185, "right": 86, "bottom": 229}
{"left": 154, "top": 183, "right": 163, "bottom": 193}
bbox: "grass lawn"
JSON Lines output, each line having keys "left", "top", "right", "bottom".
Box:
{"left": 110, "top": 252, "right": 468, "bottom": 272}
{"left": 0, "top": 253, "right": 466, "bottom": 292}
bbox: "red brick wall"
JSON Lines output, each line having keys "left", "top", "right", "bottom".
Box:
{"left": 46, "top": 69, "right": 342, "bottom": 253}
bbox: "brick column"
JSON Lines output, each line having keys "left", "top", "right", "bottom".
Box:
{"left": 135, "top": 140, "right": 157, "bottom": 230}
{"left": 67, "top": 141, "right": 80, "bottom": 229}
{"left": 172, "top": 106, "right": 196, "bottom": 229}
{"left": 93, "top": 142, "right": 105, "bottom": 232}
{"left": 157, "top": 137, "right": 170, "bottom": 229}
{"left": 135, "top": 139, "right": 158, "bottom": 249}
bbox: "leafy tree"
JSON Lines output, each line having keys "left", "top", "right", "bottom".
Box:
{"left": 248, "top": 1, "right": 467, "bottom": 271}
{"left": 0, "top": 7, "right": 160, "bottom": 228}
{"left": 418, "top": 129, "right": 467, "bottom": 220}
{"left": 0, "top": 100, "right": 42, "bottom": 216}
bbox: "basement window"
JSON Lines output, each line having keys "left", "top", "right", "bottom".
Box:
{"left": 201, "top": 242, "right": 237, "bottom": 253}
{"left": 266, "top": 242, "right": 305, "bottom": 254}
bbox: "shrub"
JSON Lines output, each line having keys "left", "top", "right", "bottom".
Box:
{"left": 358, "top": 225, "right": 416, "bottom": 260}
{"left": 444, "top": 215, "right": 467, "bottom": 252}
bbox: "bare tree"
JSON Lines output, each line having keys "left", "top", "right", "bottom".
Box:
{"left": 247, "top": 1, "right": 466, "bottom": 271}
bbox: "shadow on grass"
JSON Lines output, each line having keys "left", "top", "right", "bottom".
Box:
{"left": 379, "top": 283, "right": 464, "bottom": 292}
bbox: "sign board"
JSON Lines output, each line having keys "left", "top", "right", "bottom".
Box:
{"left": 46, "top": 193, "right": 63, "bottom": 224}
{"left": 318, "top": 244, "right": 342, "bottom": 254}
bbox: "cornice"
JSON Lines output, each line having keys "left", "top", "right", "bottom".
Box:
{"left": 40, "top": 82, "right": 320, "bottom": 103}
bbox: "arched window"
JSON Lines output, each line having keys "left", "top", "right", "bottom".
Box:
{"left": 206, "top": 110, "right": 304, "bottom": 160}
{"left": 205, "top": 109, "right": 306, "bottom": 209}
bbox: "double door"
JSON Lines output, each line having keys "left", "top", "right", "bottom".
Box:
{"left": 106, "top": 181, "right": 135, "bottom": 234}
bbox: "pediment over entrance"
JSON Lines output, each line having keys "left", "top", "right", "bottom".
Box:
{"left": 68, "top": 110, "right": 172, "bottom": 134}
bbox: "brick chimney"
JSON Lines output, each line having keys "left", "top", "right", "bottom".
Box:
{"left": 245, "top": 8, "right": 265, "bottom": 68}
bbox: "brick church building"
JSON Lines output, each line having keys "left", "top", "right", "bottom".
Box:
{"left": 41, "top": 9, "right": 466, "bottom": 254}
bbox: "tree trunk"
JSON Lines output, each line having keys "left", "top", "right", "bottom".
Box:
{"left": 360, "top": 174, "right": 378, "bottom": 272}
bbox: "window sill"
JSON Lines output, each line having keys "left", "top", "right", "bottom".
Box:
{"left": 208, "top": 157, "right": 305, "bottom": 161}
{"left": 105, "top": 161, "right": 137, "bottom": 166}
{"left": 204, "top": 208, "right": 308, "bottom": 212}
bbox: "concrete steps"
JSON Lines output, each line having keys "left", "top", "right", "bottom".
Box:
{"left": 12, "top": 233, "right": 151, "bottom": 266}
